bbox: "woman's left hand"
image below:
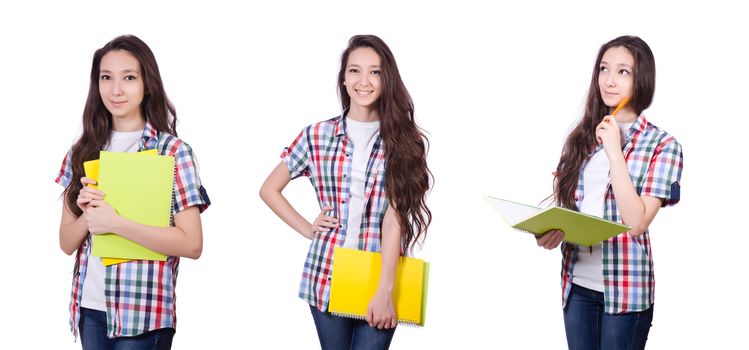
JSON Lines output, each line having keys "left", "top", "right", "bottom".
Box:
{"left": 366, "top": 288, "right": 397, "bottom": 329}
{"left": 85, "top": 199, "right": 123, "bottom": 234}
{"left": 596, "top": 115, "right": 622, "bottom": 156}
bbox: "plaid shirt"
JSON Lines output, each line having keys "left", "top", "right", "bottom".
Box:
{"left": 560, "top": 114, "right": 683, "bottom": 314}
{"left": 55, "top": 121, "right": 210, "bottom": 338}
{"left": 282, "top": 115, "right": 388, "bottom": 312}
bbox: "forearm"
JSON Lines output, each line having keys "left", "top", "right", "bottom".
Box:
{"left": 111, "top": 215, "right": 202, "bottom": 259}
{"left": 260, "top": 187, "right": 313, "bottom": 240}
{"left": 609, "top": 155, "right": 648, "bottom": 236}
{"left": 60, "top": 213, "right": 90, "bottom": 255}
{"left": 378, "top": 207, "right": 401, "bottom": 292}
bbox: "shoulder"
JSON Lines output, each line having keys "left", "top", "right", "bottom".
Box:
{"left": 301, "top": 116, "right": 340, "bottom": 137}
{"left": 153, "top": 131, "right": 195, "bottom": 158}
{"left": 640, "top": 119, "right": 681, "bottom": 151}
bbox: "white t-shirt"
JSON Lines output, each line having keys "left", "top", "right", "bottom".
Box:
{"left": 342, "top": 118, "right": 381, "bottom": 249}
{"left": 80, "top": 129, "right": 142, "bottom": 311}
{"left": 572, "top": 123, "right": 632, "bottom": 292}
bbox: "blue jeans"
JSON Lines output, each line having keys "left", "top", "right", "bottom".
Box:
{"left": 310, "top": 305, "right": 396, "bottom": 350}
{"left": 79, "top": 307, "right": 175, "bottom": 350}
{"left": 563, "top": 284, "right": 653, "bottom": 350}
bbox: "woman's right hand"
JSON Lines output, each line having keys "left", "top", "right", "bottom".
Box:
{"left": 76, "top": 177, "right": 105, "bottom": 212}
{"left": 310, "top": 206, "right": 339, "bottom": 237}
{"left": 536, "top": 229, "right": 565, "bottom": 250}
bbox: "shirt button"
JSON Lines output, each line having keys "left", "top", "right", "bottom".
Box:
{"left": 343, "top": 174, "right": 347, "bottom": 178}
{"left": 342, "top": 200, "right": 346, "bottom": 204}
{"left": 346, "top": 153, "right": 350, "bottom": 157}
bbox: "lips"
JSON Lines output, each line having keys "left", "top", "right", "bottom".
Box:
{"left": 109, "top": 100, "right": 127, "bottom": 107}
{"left": 354, "top": 89, "right": 373, "bottom": 96}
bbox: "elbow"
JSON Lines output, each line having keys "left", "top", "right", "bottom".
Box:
{"left": 59, "top": 233, "right": 76, "bottom": 256}
{"left": 186, "top": 241, "right": 203, "bottom": 260}
{"left": 60, "top": 244, "right": 76, "bottom": 256}
{"left": 259, "top": 185, "right": 281, "bottom": 206}
{"left": 259, "top": 185, "right": 270, "bottom": 204}
{"left": 186, "top": 238, "right": 203, "bottom": 260}
{"left": 627, "top": 224, "right": 648, "bottom": 238}
{"left": 258, "top": 187, "right": 267, "bottom": 203}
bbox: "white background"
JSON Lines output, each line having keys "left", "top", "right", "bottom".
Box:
{"left": 1, "top": 0, "right": 747, "bottom": 348}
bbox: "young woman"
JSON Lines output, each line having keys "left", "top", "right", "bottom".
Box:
{"left": 56, "top": 35, "right": 210, "bottom": 350}
{"left": 536, "top": 36, "right": 683, "bottom": 349}
{"left": 260, "top": 35, "right": 432, "bottom": 349}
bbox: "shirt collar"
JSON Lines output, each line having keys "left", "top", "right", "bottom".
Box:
{"left": 139, "top": 120, "right": 160, "bottom": 150}
{"left": 624, "top": 113, "right": 648, "bottom": 142}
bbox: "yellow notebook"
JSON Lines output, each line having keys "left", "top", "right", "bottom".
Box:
{"left": 84, "top": 150, "right": 158, "bottom": 266}
{"left": 328, "top": 247, "right": 430, "bottom": 326}
{"left": 91, "top": 150, "right": 174, "bottom": 262}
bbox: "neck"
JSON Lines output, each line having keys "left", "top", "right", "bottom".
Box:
{"left": 611, "top": 106, "right": 637, "bottom": 123}
{"left": 112, "top": 114, "right": 146, "bottom": 132}
{"left": 347, "top": 104, "right": 379, "bottom": 122}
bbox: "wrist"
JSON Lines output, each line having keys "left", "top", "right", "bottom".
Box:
{"left": 112, "top": 215, "right": 129, "bottom": 234}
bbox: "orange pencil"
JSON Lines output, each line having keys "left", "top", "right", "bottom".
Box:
{"left": 611, "top": 96, "right": 630, "bottom": 116}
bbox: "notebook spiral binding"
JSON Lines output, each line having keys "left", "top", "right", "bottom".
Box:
{"left": 155, "top": 144, "right": 177, "bottom": 227}
{"left": 330, "top": 311, "right": 421, "bottom": 327}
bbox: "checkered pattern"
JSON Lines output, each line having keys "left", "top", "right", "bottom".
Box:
{"left": 560, "top": 114, "right": 683, "bottom": 314}
{"left": 55, "top": 121, "right": 210, "bottom": 338}
{"left": 282, "top": 115, "right": 387, "bottom": 312}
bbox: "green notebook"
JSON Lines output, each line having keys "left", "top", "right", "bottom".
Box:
{"left": 485, "top": 196, "right": 630, "bottom": 246}
{"left": 92, "top": 151, "right": 175, "bottom": 260}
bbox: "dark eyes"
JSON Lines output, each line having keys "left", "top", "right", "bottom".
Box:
{"left": 599, "top": 66, "right": 631, "bottom": 76}
{"left": 348, "top": 68, "right": 380, "bottom": 75}
{"left": 99, "top": 74, "right": 137, "bottom": 80}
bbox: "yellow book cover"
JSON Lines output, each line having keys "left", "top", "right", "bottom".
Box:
{"left": 91, "top": 150, "right": 174, "bottom": 261}
{"left": 328, "top": 247, "right": 429, "bottom": 326}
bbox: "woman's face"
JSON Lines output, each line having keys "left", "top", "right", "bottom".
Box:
{"left": 344, "top": 47, "right": 382, "bottom": 111}
{"left": 598, "top": 46, "right": 635, "bottom": 109}
{"left": 98, "top": 50, "right": 145, "bottom": 120}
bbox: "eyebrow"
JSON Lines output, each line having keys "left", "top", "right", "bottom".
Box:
{"left": 346, "top": 64, "right": 381, "bottom": 69}
{"left": 99, "top": 69, "right": 139, "bottom": 74}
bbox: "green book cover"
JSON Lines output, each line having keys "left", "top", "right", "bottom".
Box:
{"left": 486, "top": 196, "right": 630, "bottom": 246}
{"left": 419, "top": 262, "right": 430, "bottom": 327}
{"left": 92, "top": 151, "right": 175, "bottom": 260}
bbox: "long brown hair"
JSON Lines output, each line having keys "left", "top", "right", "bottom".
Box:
{"left": 554, "top": 35, "right": 656, "bottom": 209}
{"left": 63, "top": 35, "right": 177, "bottom": 217}
{"left": 337, "top": 35, "right": 432, "bottom": 253}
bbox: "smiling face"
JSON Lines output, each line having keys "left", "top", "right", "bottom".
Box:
{"left": 343, "top": 47, "right": 382, "bottom": 112}
{"left": 598, "top": 46, "right": 635, "bottom": 110}
{"left": 98, "top": 50, "right": 145, "bottom": 120}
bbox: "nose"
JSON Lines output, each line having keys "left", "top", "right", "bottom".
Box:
{"left": 605, "top": 71, "right": 617, "bottom": 87}
{"left": 112, "top": 78, "right": 124, "bottom": 97}
{"left": 357, "top": 71, "right": 372, "bottom": 88}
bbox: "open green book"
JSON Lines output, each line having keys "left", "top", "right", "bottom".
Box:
{"left": 485, "top": 195, "right": 630, "bottom": 246}
{"left": 92, "top": 151, "right": 175, "bottom": 261}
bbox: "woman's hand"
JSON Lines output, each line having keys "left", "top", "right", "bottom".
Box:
{"left": 310, "top": 206, "right": 338, "bottom": 236}
{"left": 85, "top": 199, "right": 122, "bottom": 235}
{"left": 595, "top": 115, "right": 623, "bottom": 157}
{"left": 77, "top": 177, "right": 104, "bottom": 212}
{"left": 366, "top": 287, "right": 397, "bottom": 329}
{"left": 536, "top": 229, "right": 565, "bottom": 250}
